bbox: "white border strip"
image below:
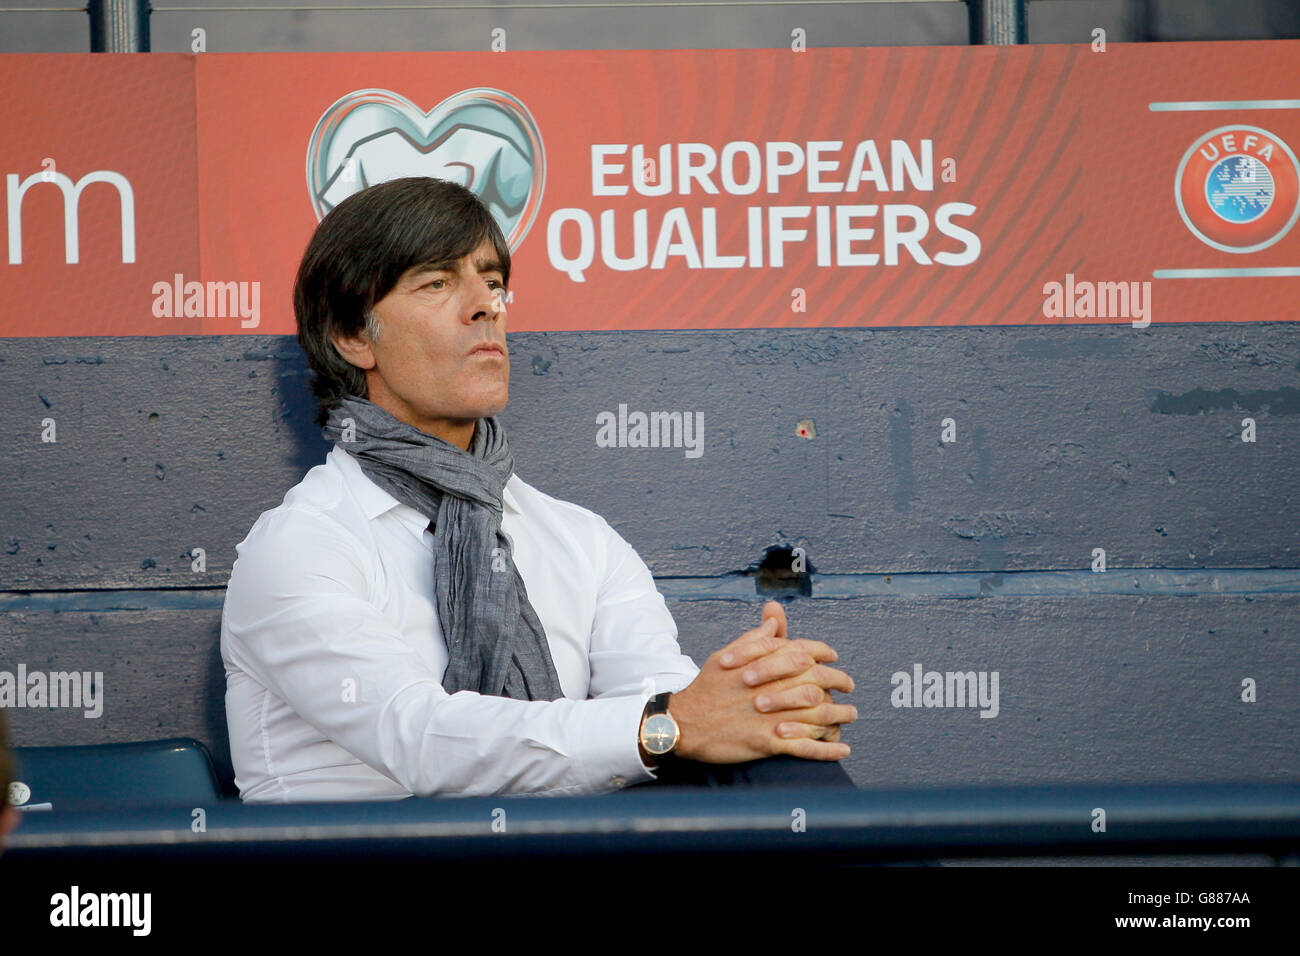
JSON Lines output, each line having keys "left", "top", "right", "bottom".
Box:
{"left": 1150, "top": 100, "right": 1300, "bottom": 112}
{"left": 1153, "top": 267, "right": 1300, "bottom": 278}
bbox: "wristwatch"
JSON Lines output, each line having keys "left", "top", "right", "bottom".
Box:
{"left": 637, "top": 691, "right": 680, "bottom": 767}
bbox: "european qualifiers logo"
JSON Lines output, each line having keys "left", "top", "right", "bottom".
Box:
{"left": 554, "top": 139, "right": 981, "bottom": 282}
{"left": 1175, "top": 125, "right": 1300, "bottom": 253}
{"left": 303, "top": 91, "right": 981, "bottom": 289}
{"left": 306, "top": 87, "right": 545, "bottom": 252}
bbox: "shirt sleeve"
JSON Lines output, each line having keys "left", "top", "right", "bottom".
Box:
{"left": 584, "top": 516, "right": 703, "bottom": 783}
{"left": 221, "top": 507, "right": 679, "bottom": 798}
{"left": 587, "top": 515, "right": 701, "bottom": 703}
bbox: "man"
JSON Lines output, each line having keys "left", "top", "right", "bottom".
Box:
{"left": 221, "top": 176, "right": 857, "bottom": 801}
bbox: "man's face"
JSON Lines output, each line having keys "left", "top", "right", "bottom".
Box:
{"left": 334, "top": 238, "right": 509, "bottom": 446}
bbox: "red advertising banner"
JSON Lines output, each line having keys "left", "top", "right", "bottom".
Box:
{"left": 2, "top": 42, "right": 1298, "bottom": 337}
{"left": 0, "top": 54, "right": 200, "bottom": 336}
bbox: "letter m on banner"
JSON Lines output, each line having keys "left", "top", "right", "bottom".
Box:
{"left": 7, "top": 170, "right": 137, "bottom": 264}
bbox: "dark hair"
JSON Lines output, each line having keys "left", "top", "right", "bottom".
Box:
{"left": 294, "top": 176, "right": 513, "bottom": 426}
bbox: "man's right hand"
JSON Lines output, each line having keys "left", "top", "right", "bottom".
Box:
{"left": 667, "top": 607, "right": 857, "bottom": 763}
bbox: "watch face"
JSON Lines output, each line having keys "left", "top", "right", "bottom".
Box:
{"left": 641, "top": 713, "right": 679, "bottom": 755}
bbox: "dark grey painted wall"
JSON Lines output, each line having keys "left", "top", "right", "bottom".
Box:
{"left": 2, "top": 325, "right": 1297, "bottom": 800}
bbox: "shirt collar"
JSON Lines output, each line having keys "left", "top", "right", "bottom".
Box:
{"left": 331, "top": 445, "right": 521, "bottom": 521}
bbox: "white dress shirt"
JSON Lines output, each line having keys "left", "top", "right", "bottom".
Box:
{"left": 221, "top": 445, "right": 700, "bottom": 803}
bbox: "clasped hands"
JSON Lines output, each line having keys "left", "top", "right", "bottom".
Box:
{"left": 668, "top": 600, "right": 858, "bottom": 764}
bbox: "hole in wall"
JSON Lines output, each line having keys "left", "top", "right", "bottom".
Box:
{"left": 754, "top": 545, "right": 813, "bottom": 598}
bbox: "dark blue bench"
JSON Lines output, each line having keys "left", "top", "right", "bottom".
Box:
{"left": 10, "top": 737, "right": 222, "bottom": 813}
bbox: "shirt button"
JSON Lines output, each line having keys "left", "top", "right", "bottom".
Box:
{"left": 610, "top": 776, "right": 626, "bottom": 788}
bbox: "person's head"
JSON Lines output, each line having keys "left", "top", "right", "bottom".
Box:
{"left": 0, "top": 706, "right": 19, "bottom": 850}
{"left": 294, "top": 176, "right": 513, "bottom": 447}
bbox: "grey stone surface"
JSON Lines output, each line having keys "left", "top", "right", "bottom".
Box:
{"left": 2, "top": 589, "right": 1294, "bottom": 797}
{"left": 2, "top": 327, "right": 1297, "bottom": 589}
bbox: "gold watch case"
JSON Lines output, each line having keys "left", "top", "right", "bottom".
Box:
{"left": 640, "top": 712, "right": 680, "bottom": 756}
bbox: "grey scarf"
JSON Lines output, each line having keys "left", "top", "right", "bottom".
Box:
{"left": 322, "top": 397, "right": 564, "bottom": 701}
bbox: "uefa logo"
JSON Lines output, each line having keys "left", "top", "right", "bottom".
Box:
{"left": 1174, "top": 124, "right": 1300, "bottom": 253}
{"left": 305, "top": 87, "right": 546, "bottom": 251}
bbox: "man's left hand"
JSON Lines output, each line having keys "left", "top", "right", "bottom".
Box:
{"left": 717, "top": 600, "right": 852, "bottom": 745}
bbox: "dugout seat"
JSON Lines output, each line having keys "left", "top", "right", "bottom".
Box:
{"left": 9, "top": 737, "right": 222, "bottom": 812}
